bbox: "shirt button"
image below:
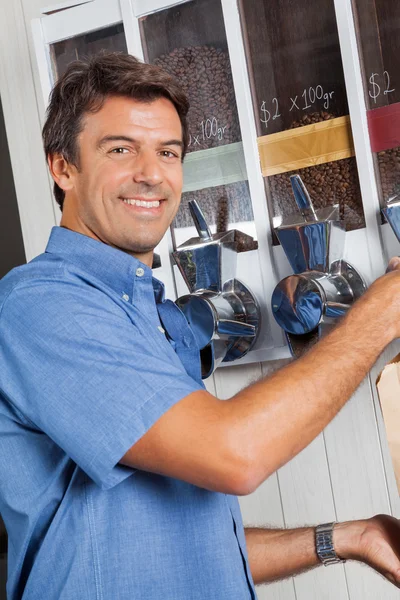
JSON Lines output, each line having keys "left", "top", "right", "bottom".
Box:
{"left": 136, "top": 267, "right": 145, "bottom": 277}
{"left": 122, "top": 293, "right": 129, "bottom": 302}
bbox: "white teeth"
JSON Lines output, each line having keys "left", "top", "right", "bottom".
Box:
{"left": 123, "top": 199, "right": 160, "bottom": 208}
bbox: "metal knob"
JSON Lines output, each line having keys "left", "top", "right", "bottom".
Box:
{"left": 271, "top": 261, "right": 361, "bottom": 335}
{"left": 173, "top": 201, "right": 261, "bottom": 376}
{"left": 272, "top": 176, "right": 367, "bottom": 356}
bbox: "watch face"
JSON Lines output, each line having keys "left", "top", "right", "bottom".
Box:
{"left": 316, "top": 524, "right": 345, "bottom": 565}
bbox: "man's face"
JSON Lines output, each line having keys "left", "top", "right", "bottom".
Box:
{"left": 57, "top": 95, "right": 184, "bottom": 265}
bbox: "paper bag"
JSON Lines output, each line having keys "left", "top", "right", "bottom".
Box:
{"left": 376, "top": 353, "right": 400, "bottom": 494}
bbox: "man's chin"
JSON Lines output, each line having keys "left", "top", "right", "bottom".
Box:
{"left": 126, "top": 240, "right": 161, "bottom": 255}
{"left": 120, "top": 239, "right": 163, "bottom": 265}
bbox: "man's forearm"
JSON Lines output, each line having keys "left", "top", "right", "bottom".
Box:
{"left": 244, "top": 526, "right": 319, "bottom": 584}
{"left": 222, "top": 273, "right": 400, "bottom": 492}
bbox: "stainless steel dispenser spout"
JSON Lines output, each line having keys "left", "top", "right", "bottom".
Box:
{"left": 173, "top": 200, "right": 260, "bottom": 377}
{"left": 188, "top": 199, "right": 213, "bottom": 242}
{"left": 271, "top": 175, "right": 366, "bottom": 357}
{"left": 382, "top": 195, "right": 400, "bottom": 242}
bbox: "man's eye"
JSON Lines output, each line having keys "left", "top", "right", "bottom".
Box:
{"left": 161, "top": 150, "right": 179, "bottom": 159}
{"left": 111, "top": 148, "right": 129, "bottom": 154}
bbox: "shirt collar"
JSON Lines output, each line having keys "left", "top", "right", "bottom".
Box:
{"left": 45, "top": 226, "right": 157, "bottom": 297}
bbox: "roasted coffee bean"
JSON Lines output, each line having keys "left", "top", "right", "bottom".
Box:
{"left": 153, "top": 46, "right": 241, "bottom": 151}
{"left": 377, "top": 148, "right": 400, "bottom": 201}
{"left": 268, "top": 111, "right": 365, "bottom": 234}
{"left": 173, "top": 182, "right": 258, "bottom": 252}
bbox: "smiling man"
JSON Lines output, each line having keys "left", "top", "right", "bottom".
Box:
{"left": 56, "top": 94, "right": 184, "bottom": 263}
{"left": 2, "top": 52, "right": 400, "bottom": 600}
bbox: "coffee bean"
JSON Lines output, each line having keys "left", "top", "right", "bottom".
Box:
{"left": 153, "top": 45, "right": 241, "bottom": 151}
{"left": 377, "top": 148, "right": 400, "bottom": 201}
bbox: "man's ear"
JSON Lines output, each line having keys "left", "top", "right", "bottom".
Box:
{"left": 47, "top": 153, "right": 76, "bottom": 193}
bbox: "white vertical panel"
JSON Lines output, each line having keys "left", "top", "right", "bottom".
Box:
{"left": 241, "top": 361, "right": 296, "bottom": 600}
{"left": 239, "top": 475, "right": 297, "bottom": 600}
{"left": 325, "top": 380, "right": 391, "bottom": 520}
{"left": 31, "top": 19, "right": 52, "bottom": 115}
{"left": 121, "top": 0, "right": 144, "bottom": 60}
{"left": 0, "top": 0, "right": 56, "bottom": 261}
{"left": 333, "top": 0, "right": 386, "bottom": 276}
{"left": 30, "top": 18, "right": 62, "bottom": 223}
{"left": 276, "top": 428, "right": 349, "bottom": 599}
{"left": 214, "top": 361, "right": 296, "bottom": 600}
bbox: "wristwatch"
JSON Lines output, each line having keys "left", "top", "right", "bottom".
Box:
{"left": 315, "top": 522, "right": 346, "bottom": 566}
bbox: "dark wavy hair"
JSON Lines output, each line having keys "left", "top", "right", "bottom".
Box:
{"left": 42, "top": 51, "right": 189, "bottom": 211}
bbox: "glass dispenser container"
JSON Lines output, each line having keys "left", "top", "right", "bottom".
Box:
{"left": 351, "top": 0, "right": 400, "bottom": 208}
{"left": 238, "top": 0, "right": 366, "bottom": 240}
{"left": 138, "top": 0, "right": 258, "bottom": 252}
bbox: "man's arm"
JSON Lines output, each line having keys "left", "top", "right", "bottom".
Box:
{"left": 121, "top": 267, "right": 400, "bottom": 495}
{"left": 245, "top": 516, "right": 400, "bottom": 588}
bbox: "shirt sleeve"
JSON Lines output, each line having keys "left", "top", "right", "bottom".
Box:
{"left": 0, "top": 276, "right": 203, "bottom": 490}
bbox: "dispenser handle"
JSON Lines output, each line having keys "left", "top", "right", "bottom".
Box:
{"left": 216, "top": 319, "right": 256, "bottom": 338}
{"left": 290, "top": 174, "right": 318, "bottom": 222}
{"left": 188, "top": 200, "right": 213, "bottom": 242}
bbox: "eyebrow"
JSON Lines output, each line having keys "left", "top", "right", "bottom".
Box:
{"left": 97, "top": 135, "right": 184, "bottom": 150}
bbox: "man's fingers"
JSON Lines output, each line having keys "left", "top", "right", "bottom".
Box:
{"left": 386, "top": 257, "right": 400, "bottom": 273}
{"left": 394, "top": 568, "right": 400, "bottom": 586}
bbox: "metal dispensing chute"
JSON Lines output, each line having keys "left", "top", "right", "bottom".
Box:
{"left": 173, "top": 200, "right": 261, "bottom": 378}
{"left": 271, "top": 175, "right": 367, "bottom": 357}
{"left": 382, "top": 195, "right": 400, "bottom": 242}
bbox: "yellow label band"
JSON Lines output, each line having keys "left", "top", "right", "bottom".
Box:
{"left": 257, "top": 116, "right": 355, "bottom": 177}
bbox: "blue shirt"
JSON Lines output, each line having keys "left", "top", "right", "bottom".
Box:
{"left": 0, "top": 227, "right": 256, "bottom": 600}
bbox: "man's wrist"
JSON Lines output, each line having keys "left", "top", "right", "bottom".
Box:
{"left": 363, "top": 271, "right": 400, "bottom": 345}
{"left": 332, "top": 520, "right": 367, "bottom": 561}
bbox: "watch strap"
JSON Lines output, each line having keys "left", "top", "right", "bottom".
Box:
{"left": 315, "top": 522, "right": 346, "bottom": 566}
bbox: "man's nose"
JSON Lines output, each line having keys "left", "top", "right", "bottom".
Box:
{"left": 132, "top": 150, "right": 163, "bottom": 186}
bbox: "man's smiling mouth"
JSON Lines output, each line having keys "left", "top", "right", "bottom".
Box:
{"left": 121, "top": 198, "right": 162, "bottom": 208}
